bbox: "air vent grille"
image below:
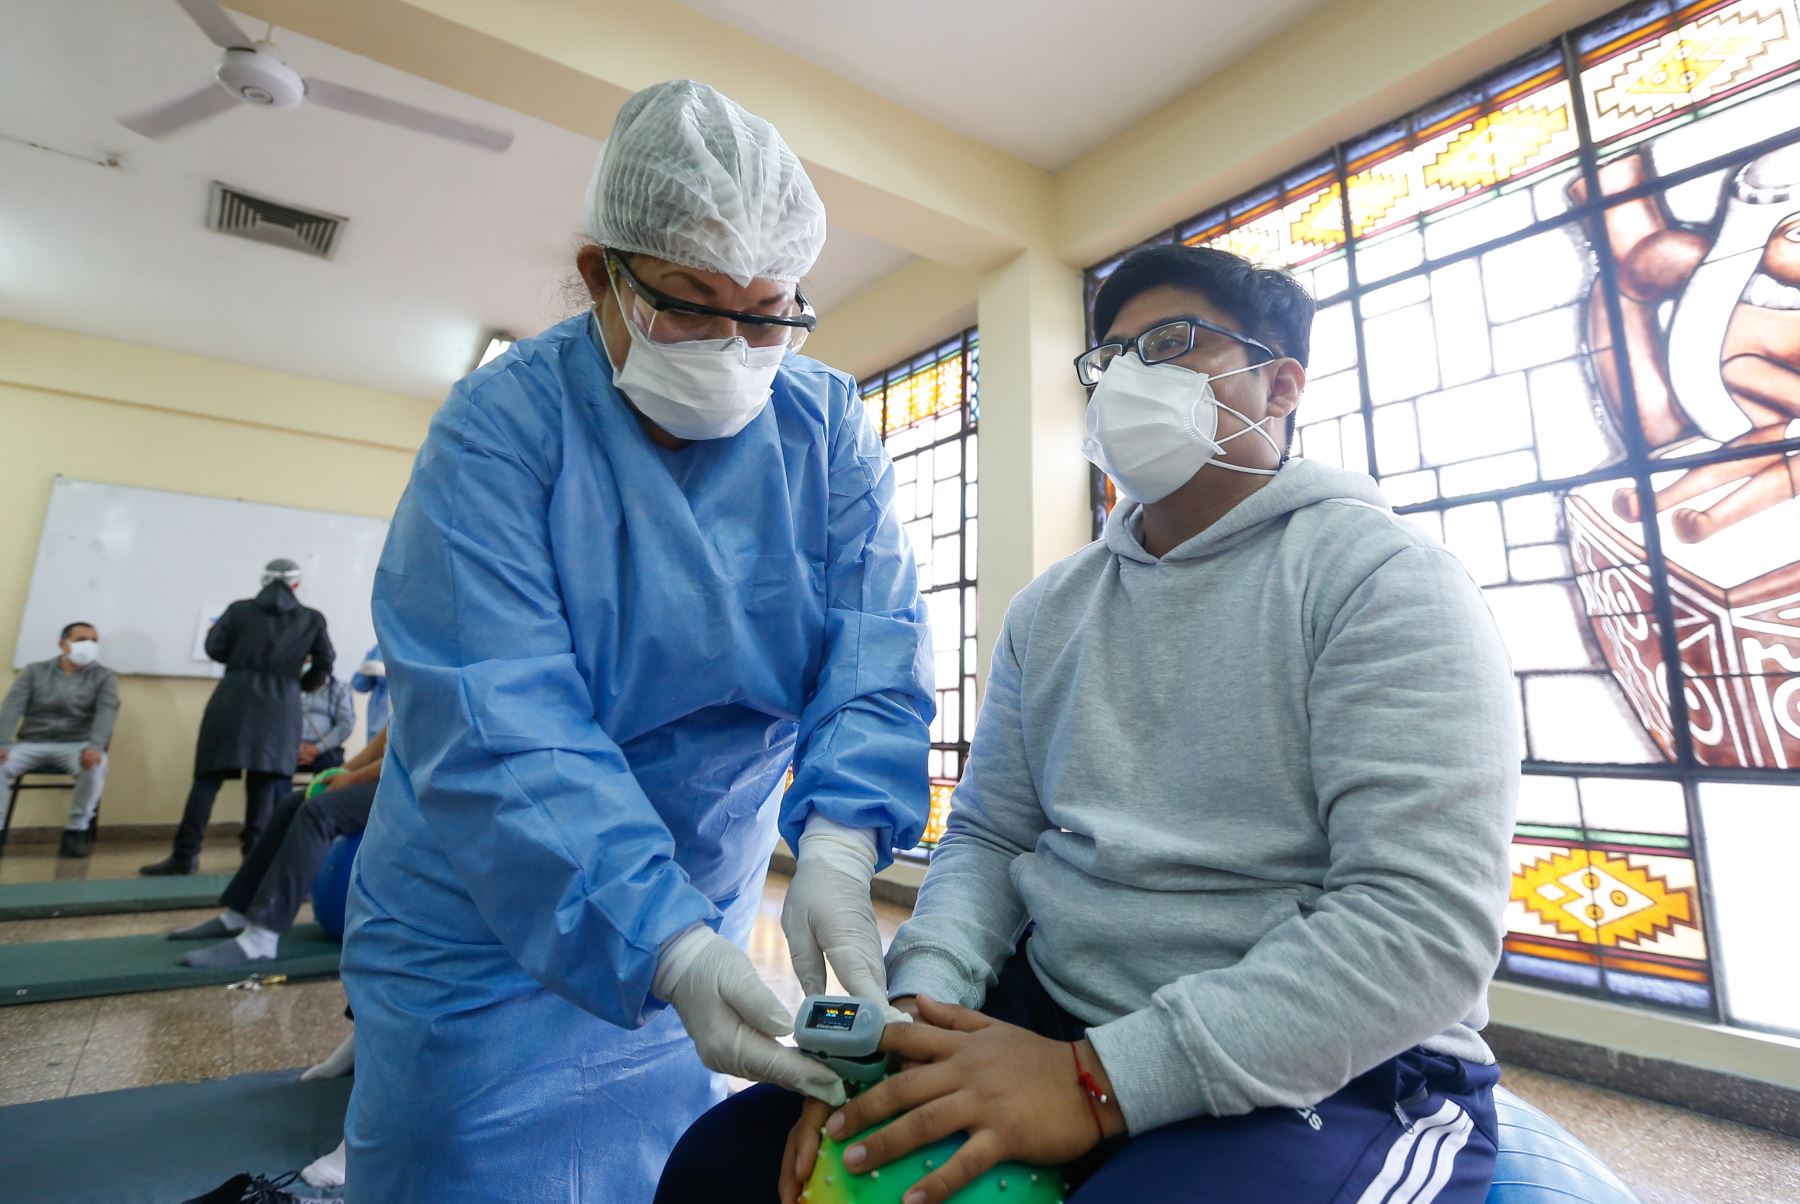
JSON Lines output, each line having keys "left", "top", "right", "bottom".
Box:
{"left": 206, "top": 182, "right": 347, "bottom": 259}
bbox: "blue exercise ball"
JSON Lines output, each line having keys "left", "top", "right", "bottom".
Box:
{"left": 1487, "top": 1085, "right": 1639, "bottom": 1202}
{"left": 311, "top": 830, "right": 363, "bottom": 941}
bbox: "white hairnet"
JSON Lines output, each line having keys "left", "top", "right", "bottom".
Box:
{"left": 585, "top": 80, "right": 826, "bottom": 287}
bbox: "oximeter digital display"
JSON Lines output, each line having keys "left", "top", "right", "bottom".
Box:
{"left": 794, "top": 994, "right": 889, "bottom": 1084}
{"left": 807, "top": 1001, "right": 861, "bottom": 1032}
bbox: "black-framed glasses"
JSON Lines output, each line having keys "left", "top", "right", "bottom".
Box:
{"left": 1074, "top": 315, "right": 1275, "bottom": 386}
{"left": 607, "top": 249, "right": 816, "bottom": 349}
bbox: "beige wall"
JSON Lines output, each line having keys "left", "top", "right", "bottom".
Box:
{"left": 0, "top": 319, "right": 435, "bottom": 830}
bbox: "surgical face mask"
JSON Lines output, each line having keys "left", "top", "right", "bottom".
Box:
{"left": 1080, "top": 353, "right": 1283, "bottom": 504}
{"left": 599, "top": 285, "right": 784, "bottom": 441}
{"left": 66, "top": 640, "right": 99, "bottom": 667}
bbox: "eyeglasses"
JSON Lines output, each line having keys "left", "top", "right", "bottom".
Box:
{"left": 1074, "top": 316, "right": 1275, "bottom": 386}
{"left": 608, "top": 250, "right": 816, "bottom": 351}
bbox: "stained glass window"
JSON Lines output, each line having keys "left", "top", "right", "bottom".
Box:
{"left": 1508, "top": 773, "right": 1712, "bottom": 1012}
{"left": 859, "top": 331, "right": 980, "bottom": 851}
{"left": 1086, "top": 0, "right": 1800, "bottom": 1037}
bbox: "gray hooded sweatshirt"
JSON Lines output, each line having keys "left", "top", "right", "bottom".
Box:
{"left": 885, "top": 459, "right": 1519, "bottom": 1135}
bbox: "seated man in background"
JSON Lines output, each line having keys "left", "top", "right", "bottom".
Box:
{"left": 298, "top": 668, "right": 355, "bottom": 775}
{"left": 660, "top": 246, "right": 1519, "bottom": 1204}
{"left": 172, "top": 726, "right": 387, "bottom": 967}
{"left": 0, "top": 622, "right": 119, "bottom": 859}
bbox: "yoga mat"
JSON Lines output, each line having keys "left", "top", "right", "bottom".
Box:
{"left": 0, "top": 923, "right": 340, "bottom": 1005}
{"left": 0, "top": 1068, "right": 349, "bottom": 1203}
{"left": 0, "top": 874, "right": 233, "bottom": 920}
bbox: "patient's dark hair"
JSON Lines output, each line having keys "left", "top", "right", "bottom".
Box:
{"left": 1091, "top": 244, "right": 1316, "bottom": 449}
{"left": 61, "top": 622, "right": 96, "bottom": 640}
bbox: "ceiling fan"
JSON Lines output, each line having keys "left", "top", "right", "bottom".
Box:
{"left": 118, "top": 0, "right": 513, "bottom": 153}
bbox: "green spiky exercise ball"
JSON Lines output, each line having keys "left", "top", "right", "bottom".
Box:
{"left": 801, "top": 1080, "right": 1065, "bottom": 1204}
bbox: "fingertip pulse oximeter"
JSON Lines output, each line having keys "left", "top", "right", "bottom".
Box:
{"left": 793, "top": 994, "right": 889, "bottom": 1084}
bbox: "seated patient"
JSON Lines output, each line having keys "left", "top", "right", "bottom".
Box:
{"left": 0, "top": 622, "right": 119, "bottom": 859}
{"left": 658, "top": 246, "right": 1520, "bottom": 1204}
{"left": 170, "top": 726, "right": 387, "bottom": 967}
{"left": 297, "top": 670, "right": 356, "bottom": 774}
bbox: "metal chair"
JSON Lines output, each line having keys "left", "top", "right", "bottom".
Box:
{"left": 1, "top": 772, "right": 102, "bottom": 857}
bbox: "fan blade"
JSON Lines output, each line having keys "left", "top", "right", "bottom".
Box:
{"left": 174, "top": 0, "right": 253, "bottom": 50}
{"left": 118, "top": 84, "right": 238, "bottom": 140}
{"left": 303, "top": 78, "right": 513, "bottom": 152}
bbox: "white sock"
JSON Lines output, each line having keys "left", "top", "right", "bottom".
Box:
{"left": 233, "top": 924, "right": 279, "bottom": 959}
{"left": 302, "top": 1031, "right": 356, "bottom": 1081}
{"left": 300, "top": 1138, "right": 347, "bottom": 1189}
{"left": 220, "top": 909, "right": 250, "bottom": 932}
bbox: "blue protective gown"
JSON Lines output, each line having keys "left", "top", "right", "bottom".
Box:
{"left": 341, "top": 313, "right": 933, "bottom": 1203}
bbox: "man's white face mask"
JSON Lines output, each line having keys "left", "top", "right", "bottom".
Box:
{"left": 65, "top": 640, "right": 99, "bottom": 667}
{"left": 1080, "top": 353, "right": 1283, "bottom": 504}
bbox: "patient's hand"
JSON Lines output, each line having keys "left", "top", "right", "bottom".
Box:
{"left": 824, "top": 996, "right": 1125, "bottom": 1204}
{"left": 781, "top": 995, "right": 925, "bottom": 1201}
{"left": 780, "top": 1096, "right": 833, "bottom": 1204}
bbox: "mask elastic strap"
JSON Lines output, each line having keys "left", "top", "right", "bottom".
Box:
{"left": 1210, "top": 458, "right": 1279, "bottom": 477}
{"left": 1208, "top": 397, "right": 1286, "bottom": 476}
{"left": 1206, "top": 359, "right": 1270, "bottom": 384}
{"left": 1204, "top": 360, "right": 1286, "bottom": 475}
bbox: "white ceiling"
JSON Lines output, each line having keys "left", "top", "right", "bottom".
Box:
{"left": 676, "top": 0, "right": 1333, "bottom": 169}
{"left": 0, "top": 1, "right": 911, "bottom": 400}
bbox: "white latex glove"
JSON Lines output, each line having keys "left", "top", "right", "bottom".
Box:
{"left": 653, "top": 925, "right": 846, "bottom": 1105}
{"left": 781, "top": 819, "right": 885, "bottom": 1002}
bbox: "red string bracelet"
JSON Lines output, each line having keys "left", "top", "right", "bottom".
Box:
{"left": 1070, "top": 1042, "right": 1109, "bottom": 1141}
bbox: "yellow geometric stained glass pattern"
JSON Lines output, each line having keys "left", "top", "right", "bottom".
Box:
{"left": 1585, "top": 3, "right": 1799, "bottom": 140}
{"left": 1334, "top": 82, "right": 1580, "bottom": 242}
{"left": 865, "top": 352, "right": 964, "bottom": 437}
{"left": 1208, "top": 220, "right": 1285, "bottom": 266}
{"left": 1512, "top": 847, "right": 1697, "bottom": 947}
{"left": 1423, "top": 105, "right": 1573, "bottom": 191}
{"left": 1188, "top": 177, "right": 1344, "bottom": 267}
{"left": 1291, "top": 174, "right": 1412, "bottom": 247}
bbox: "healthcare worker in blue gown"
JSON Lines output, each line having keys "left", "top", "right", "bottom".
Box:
{"left": 340, "top": 80, "right": 933, "bottom": 1203}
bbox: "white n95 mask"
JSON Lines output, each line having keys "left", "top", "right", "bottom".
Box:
{"left": 66, "top": 640, "right": 99, "bottom": 667}
{"left": 601, "top": 311, "right": 785, "bottom": 441}
{"left": 1081, "top": 353, "right": 1282, "bottom": 503}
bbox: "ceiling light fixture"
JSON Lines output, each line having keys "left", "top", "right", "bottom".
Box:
{"left": 474, "top": 333, "right": 516, "bottom": 372}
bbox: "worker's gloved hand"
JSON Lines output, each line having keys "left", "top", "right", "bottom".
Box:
{"left": 781, "top": 820, "right": 885, "bottom": 1002}
{"left": 654, "top": 925, "right": 846, "bottom": 1106}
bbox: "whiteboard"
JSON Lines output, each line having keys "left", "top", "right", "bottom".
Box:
{"left": 12, "top": 478, "right": 389, "bottom": 679}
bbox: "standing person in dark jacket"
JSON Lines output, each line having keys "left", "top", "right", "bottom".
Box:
{"left": 141, "top": 559, "right": 334, "bottom": 875}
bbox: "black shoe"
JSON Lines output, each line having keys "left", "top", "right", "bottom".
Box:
{"left": 182, "top": 1171, "right": 305, "bottom": 1203}
{"left": 139, "top": 854, "right": 197, "bottom": 876}
{"left": 58, "top": 830, "right": 92, "bottom": 859}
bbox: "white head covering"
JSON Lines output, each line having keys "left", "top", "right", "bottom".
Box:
{"left": 261, "top": 557, "right": 302, "bottom": 587}
{"left": 584, "top": 80, "right": 826, "bottom": 287}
